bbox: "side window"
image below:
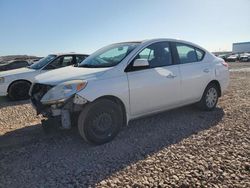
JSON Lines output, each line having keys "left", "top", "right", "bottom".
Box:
{"left": 137, "top": 48, "right": 154, "bottom": 60}
{"left": 176, "top": 43, "right": 205, "bottom": 64}
{"left": 45, "top": 56, "right": 73, "bottom": 69}
{"left": 133, "top": 42, "right": 172, "bottom": 68}
{"left": 76, "top": 55, "right": 87, "bottom": 64}
{"left": 176, "top": 43, "right": 197, "bottom": 64}
{"left": 62, "top": 56, "right": 74, "bottom": 66}
{"left": 48, "top": 57, "right": 63, "bottom": 69}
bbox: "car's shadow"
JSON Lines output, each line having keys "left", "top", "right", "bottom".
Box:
{"left": 0, "top": 96, "right": 30, "bottom": 108}
{"left": 0, "top": 105, "right": 224, "bottom": 187}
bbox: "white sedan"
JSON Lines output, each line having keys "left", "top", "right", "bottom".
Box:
{"left": 30, "top": 38, "right": 229, "bottom": 144}
{"left": 0, "top": 53, "right": 88, "bottom": 100}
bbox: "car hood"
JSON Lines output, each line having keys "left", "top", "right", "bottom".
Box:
{"left": 35, "top": 66, "right": 111, "bottom": 85}
{"left": 0, "top": 67, "right": 35, "bottom": 77}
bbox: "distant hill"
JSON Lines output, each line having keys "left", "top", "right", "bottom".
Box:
{"left": 0, "top": 55, "right": 42, "bottom": 64}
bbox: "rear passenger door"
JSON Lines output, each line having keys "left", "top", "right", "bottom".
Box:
{"left": 174, "top": 42, "right": 212, "bottom": 103}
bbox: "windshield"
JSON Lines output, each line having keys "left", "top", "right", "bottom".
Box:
{"left": 79, "top": 43, "right": 139, "bottom": 68}
{"left": 30, "top": 55, "right": 57, "bottom": 69}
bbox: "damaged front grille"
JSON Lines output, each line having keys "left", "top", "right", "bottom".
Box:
{"left": 30, "top": 83, "right": 53, "bottom": 114}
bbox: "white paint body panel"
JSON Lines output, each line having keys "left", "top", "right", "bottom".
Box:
{"left": 32, "top": 39, "right": 229, "bottom": 122}
{"left": 35, "top": 66, "right": 111, "bottom": 85}
{"left": 0, "top": 68, "right": 43, "bottom": 96}
{"left": 127, "top": 65, "right": 181, "bottom": 117}
{"left": 179, "top": 60, "right": 212, "bottom": 103}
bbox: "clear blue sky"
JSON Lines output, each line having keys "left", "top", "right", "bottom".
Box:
{"left": 0, "top": 0, "right": 249, "bottom": 56}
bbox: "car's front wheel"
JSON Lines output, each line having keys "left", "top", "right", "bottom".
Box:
{"left": 8, "top": 81, "right": 31, "bottom": 101}
{"left": 78, "top": 98, "right": 123, "bottom": 145}
{"left": 198, "top": 83, "right": 219, "bottom": 111}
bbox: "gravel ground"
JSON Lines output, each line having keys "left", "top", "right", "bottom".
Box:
{"left": 228, "top": 62, "right": 250, "bottom": 70}
{"left": 0, "top": 62, "right": 249, "bottom": 187}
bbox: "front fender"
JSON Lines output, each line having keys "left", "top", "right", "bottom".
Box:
{"left": 77, "top": 76, "right": 130, "bottom": 121}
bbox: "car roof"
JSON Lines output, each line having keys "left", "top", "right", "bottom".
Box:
{"left": 114, "top": 41, "right": 142, "bottom": 44}
{"left": 112, "top": 38, "right": 208, "bottom": 52}
{"left": 49, "top": 53, "right": 89, "bottom": 56}
{"left": 113, "top": 38, "right": 191, "bottom": 44}
{"left": 142, "top": 38, "right": 206, "bottom": 49}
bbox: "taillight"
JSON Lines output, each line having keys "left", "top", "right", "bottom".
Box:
{"left": 221, "top": 61, "right": 228, "bottom": 68}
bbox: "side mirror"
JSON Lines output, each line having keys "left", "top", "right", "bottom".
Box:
{"left": 133, "top": 59, "right": 149, "bottom": 67}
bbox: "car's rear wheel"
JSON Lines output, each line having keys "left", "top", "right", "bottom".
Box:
{"left": 8, "top": 81, "right": 31, "bottom": 101}
{"left": 197, "top": 83, "right": 219, "bottom": 111}
{"left": 78, "top": 99, "right": 123, "bottom": 145}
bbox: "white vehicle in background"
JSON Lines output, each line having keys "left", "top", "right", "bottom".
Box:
{"left": 226, "top": 54, "right": 239, "bottom": 62}
{"left": 30, "top": 38, "right": 229, "bottom": 145}
{"left": 239, "top": 53, "right": 250, "bottom": 62}
{"left": 0, "top": 53, "right": 88, "bottom": 100}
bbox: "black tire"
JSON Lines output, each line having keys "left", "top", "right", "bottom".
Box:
{"left": 78, "top": 99, "right": 123, "bottom": 145}
{"left": 8, "top": 81, "right": 31, "bottom": 101}
{"left": 197, "top": 83, "right": 219, "bottom": 111}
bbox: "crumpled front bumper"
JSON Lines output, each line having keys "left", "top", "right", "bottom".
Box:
{"left": 30, "top": 83, "right": 88, "bottom": 129}
{"left": 30, "top": 83, "right": 54, "bottom": 115}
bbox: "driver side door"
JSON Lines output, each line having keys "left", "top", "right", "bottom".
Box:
{"left": 126, "top": 41, "right": 181, "bottom": 117}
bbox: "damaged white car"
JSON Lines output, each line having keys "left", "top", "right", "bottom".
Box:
{"left": 30, "top": 38, "right": 229, "bottom": 145}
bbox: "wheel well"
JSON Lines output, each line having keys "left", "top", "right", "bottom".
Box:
{"left": 95, "top": 95, "right": 127, "bottom": 126}
{"left": 7, "top": 80, "right": 32, "bottom": 93}
{"left": 207, "top": 80, "right": 221, "bottom": 97}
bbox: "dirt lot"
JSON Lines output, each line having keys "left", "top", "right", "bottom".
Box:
{"left": 0, "top": 62, "right": 249, "bottom": 187}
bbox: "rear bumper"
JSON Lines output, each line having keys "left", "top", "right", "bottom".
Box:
{"left": 0, "top": 83, "right": 9, "bottom": 96}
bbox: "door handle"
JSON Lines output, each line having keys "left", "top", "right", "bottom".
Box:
{"left": 166, "top": 74, "right": 177, "bottom": 79}
{"left": 203, "top": 68, "right": 210, "bottom": 73}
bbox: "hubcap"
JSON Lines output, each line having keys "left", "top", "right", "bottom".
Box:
{"left": 206, "top": 87, "right": 218, "bottom": 108}
{"left": 92, "top": 112, "right": 113, "bottom": 138}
